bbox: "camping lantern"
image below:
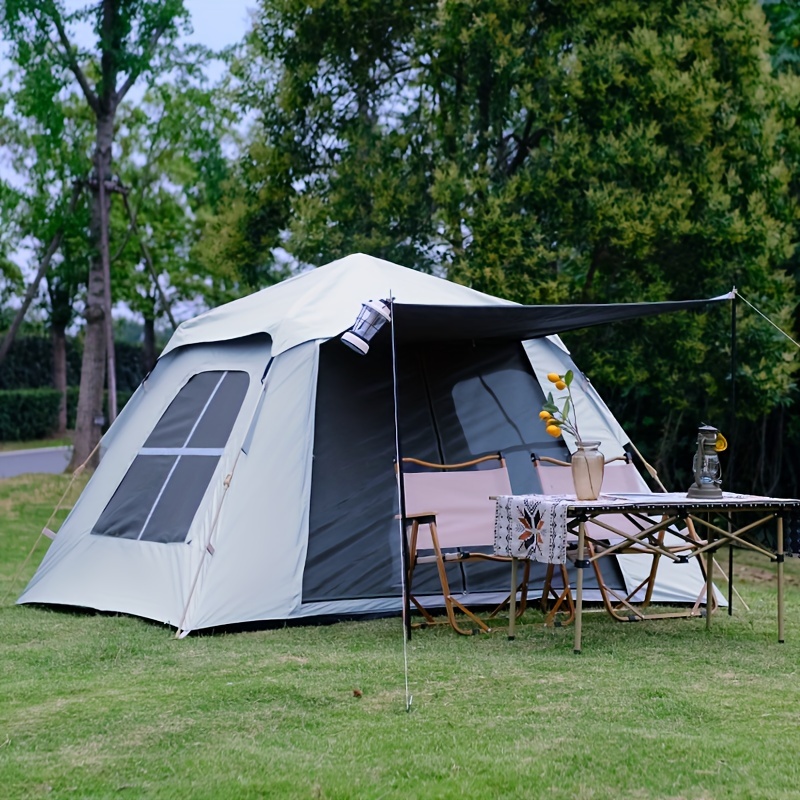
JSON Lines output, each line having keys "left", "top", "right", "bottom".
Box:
{"left": 687, "top": 424, "right": 724, "bottom": 499}
{"left": 341, "top": 299, "right": 392, "bottom": 355}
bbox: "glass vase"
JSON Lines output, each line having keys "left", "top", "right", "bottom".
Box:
{"left": 571, "top": 441, "right": 605, "bottom": 500}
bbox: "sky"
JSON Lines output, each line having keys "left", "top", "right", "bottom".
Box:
{"left": 184, "top": 0, "right": 256, "bottom": 57}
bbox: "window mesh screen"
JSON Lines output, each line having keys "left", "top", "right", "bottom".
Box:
{"left": 92, "top": 370, "right": 249, "bottom": 543}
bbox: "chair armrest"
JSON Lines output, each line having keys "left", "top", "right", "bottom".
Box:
{"left": 395, "top": 511, "right": 438, "bottom": 521}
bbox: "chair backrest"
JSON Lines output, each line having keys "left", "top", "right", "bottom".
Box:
{"left": 533, "top": 460, "right": 652, "bottom": 540}
{"left": 401, "top": 455, "right": 512, "bottom": 550}
{"left": 532, "top": 458, "right": 650, "bottom": 494}
{"left": 599, "top": 462, "right": 651, "bottom": 494}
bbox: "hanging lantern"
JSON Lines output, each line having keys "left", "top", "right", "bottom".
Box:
{"left": 340, "top": 299, "right": 392, "bottom": 355}
{"left": 687, "top": 424, "right": 727, "bottom": 499}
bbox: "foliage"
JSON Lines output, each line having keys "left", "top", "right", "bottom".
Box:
{"left": 763, "top": 0, "right": 800, "bottom": 72}
{"left": 0, "top": 387, "right": 134, "bottom": 439}
{"left": 0, "top": 337, "right": 81, "bottom": 391}
{"left": 0, "top": 176, "right": 25, "bottom": 300}
{"left": 225, "top": 0, "right": 799, "bottom": 495}
{"left": 208, "top": 0, "right": 437, "bottom": 283}
{"left": 0, "top": 389, "right": 63, "bottom": 440}
{"left": 0, "top": 335, "right": 147, "bottom": 394}
{"left": 110, "top": 72, "right": 242, "bottom": 321}
{"left": 540, "top": 370, "right": 583, "bottom": 440}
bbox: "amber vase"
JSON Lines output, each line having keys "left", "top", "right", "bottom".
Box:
{"left": 571, "top": 441, "right": 605, "bottom": 500}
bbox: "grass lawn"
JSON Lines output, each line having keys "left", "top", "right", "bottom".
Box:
{"left": 0, "top": 434, "right": 73, "bottom": 453}
{"left": 2, "top": 474, "right": 800, "bottom": 799}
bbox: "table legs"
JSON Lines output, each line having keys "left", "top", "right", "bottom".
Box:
{"left": 728, "top": 540, "right": 734, "bottom": 616}
{"left": 706, "top": 531, "right": 714, "bottom": 631}
{"left": 505, "top": 509, "right": 789, "bottom": 650}
{"left": 508, "top": 557, "right": 518, "bottom": 641}
{"left": 574, "top": 518, "right": 586, "bottom": 654}
{"left": 778, "top": 515, "right": 784, "bottom": 644}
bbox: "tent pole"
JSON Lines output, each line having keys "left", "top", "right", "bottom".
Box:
{"left": 728, "top": 288, "right": 737, "bottom": 615}
{"left": 389, "top": 295, "right": 413, "bottom": 712}
{"left": 389, "top": 299, "right": 410, "bottom": 640}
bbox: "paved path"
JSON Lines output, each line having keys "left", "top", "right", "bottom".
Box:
{"left": 0, "top": 446, "right": 72, "bottom": 479}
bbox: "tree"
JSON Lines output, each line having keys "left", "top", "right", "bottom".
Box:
{"left": 759, "top": 0, "right": 800, "bottom": 495}
{"left": 0, "top": 173, "right": 24, "bottom": 317}
{"left": 0, "top": 53, "right": 233, "bottom": 429}
{"left": 0, "top": 0, "right": 190, "bottom": 469}
{"left": 110, "top": 75, "right": 240, "bottom": 364}
{"left": 226, "top": 0, "right": 799, "bottom": 494}
{"left": 762, "top": 0, "right": 800, "bottom": 72}
{"left": 0, "top": 73, "right": 94, "bottom": 433}
{"left": 206, "top": 0, "right": 435, "bottom": 284}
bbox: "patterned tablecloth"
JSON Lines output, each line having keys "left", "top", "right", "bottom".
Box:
{"left": 494, "top": 494, "right": 573, "bottom": 564}
{"left": 494, "top": 491, "right": 798, "bottom": 565}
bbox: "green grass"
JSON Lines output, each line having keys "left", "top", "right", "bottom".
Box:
{"left": 2, "top": 474, "right": 800, "bottom": 799}
{"left": 0, "top": 434, "right": 73, "bottom": 452}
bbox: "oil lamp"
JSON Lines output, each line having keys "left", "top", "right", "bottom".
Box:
{"left": 687, "top": 424, "right": 725, "bottom": 499}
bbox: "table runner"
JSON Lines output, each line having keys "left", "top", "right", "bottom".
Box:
{"left": 494, "top": 491, "right": 794, "bottom": 565}
{"left": 494, "top": 494, "right": 573, "bottom": 563}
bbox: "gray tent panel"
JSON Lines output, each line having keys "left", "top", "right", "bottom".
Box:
{"left": 389, "top": 295, "right": 732, "bottom": 343}
{"left": 303, "top": 338, "right": 589, "bottom": 603}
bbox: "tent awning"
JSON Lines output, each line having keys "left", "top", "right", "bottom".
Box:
{"left": 389, "top": 292, "right": 734, "bottom": 342}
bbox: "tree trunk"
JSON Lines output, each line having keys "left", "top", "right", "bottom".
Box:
{"left": 69, "top": 113, "right": 115, "bottom": 470}
{"left": 52, "top": 321, "right": 68, "bottom": 436}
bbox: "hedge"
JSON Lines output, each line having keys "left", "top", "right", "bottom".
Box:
{"left": 0, "top": 389, "right": 63, "bottom": 441}
{"left": 65, "top": 387, "right": 133, "bottom": 430}
{"left": 0, "top": 336, "right": 148, "bottom": 392}
{"left": 0, "top": 388, "right": 134, "bottom": 442}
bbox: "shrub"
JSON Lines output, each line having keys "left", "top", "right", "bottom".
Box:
{"left": 0, "top": 389, "right": 135, "bottom": 441}
{"left": 0, "top": 389, "right": 62, "bottom": 440}
{"left": 65, "top": 388, "right": 134, "bottom": 430}
{"left": 0, "top": 336, "right": 148, "bottom": 392}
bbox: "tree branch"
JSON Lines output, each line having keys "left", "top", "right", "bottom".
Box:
{"left": 506, "top": 115, "right": 550, "bottom": 177}
{"left": 121, "top": 191, "right": 178, "bottom": 329}
{"left": 116, "top": 23, "right": 170, "bottom": 104}
{"left": 0, "top": 182, "right": 83, "bottom": 363}
{"left": 45, "top": 2, "right": 99, "bottom": 113}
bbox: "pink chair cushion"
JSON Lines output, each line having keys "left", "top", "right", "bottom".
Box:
{"left": 536, "top": 462, "right": 653, "bottom": 542}
{"left": 403, "top": 467, "right": 512, "bottom": 550}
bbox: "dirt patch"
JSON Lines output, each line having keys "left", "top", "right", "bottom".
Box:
{"left": 733, "top": 561, "right": 800, "bottom": 587}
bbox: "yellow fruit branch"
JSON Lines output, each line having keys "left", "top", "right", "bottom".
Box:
{"left": 540, "top": 370, "right": 582, "bottom": 441}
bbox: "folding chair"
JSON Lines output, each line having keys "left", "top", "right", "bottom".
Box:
{"left": 399, "top": 454, "right": 529, "bottom": 635}
{"left": 533, "top": 456, "right": 709, "bottom": 623}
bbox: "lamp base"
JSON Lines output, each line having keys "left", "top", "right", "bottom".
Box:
{"left": 687, "top": 482, "right": 723, "bottom": 499}
{"left": 341, "top": 331, "right": 370, "bottom": 354}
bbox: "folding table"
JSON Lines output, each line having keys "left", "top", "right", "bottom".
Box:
{"left": 494, "top": 492, "right": 800, "bottom": 652}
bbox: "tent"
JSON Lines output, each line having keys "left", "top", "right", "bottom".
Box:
{"left": 18, "top": 253, "right": 728, "bottom": 633}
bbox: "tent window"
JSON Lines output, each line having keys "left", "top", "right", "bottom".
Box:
{"left": 451, "top": 369, "right": 542, "bottom": 455}
{"left": 92, "top": 370, "right": 249, "bottom": 543}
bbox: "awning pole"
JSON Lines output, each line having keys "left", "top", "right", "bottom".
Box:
{"left": 728, "top": 288, "right": 737, "bottom": 615}
{"left": 389, "top": 295, "right": 413, "bottom": 712}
